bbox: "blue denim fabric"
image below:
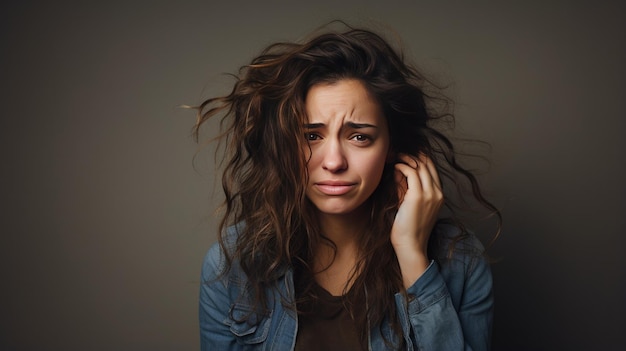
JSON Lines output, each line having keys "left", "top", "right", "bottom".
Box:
{"left": 200, "top": 224, "right": 493, "bottom": 350}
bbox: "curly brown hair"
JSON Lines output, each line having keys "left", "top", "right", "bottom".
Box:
{"left": 194, "top": 23, "right": 500, "bottom": 347}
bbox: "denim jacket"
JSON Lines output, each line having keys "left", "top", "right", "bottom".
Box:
{"left": 199, "top": 224, "right": 493, "bottom": 350}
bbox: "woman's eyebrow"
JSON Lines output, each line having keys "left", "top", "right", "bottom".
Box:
{"left": 303, "top": 122, "right": 378, "bottom": 129}
{"left": 346, "top": 122, "right": 377, "bottom": 129}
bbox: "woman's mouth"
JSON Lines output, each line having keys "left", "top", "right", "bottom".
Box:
{"left": 314, "top": 182, "right": 356, "bottom": 195}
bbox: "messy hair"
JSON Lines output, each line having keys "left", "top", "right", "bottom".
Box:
{"left": 194, "top": 23, "right": 500, "bottom": 347}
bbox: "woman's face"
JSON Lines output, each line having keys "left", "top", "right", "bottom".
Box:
{"left": 304, "top": 79, "right": 390, "bottom": 217}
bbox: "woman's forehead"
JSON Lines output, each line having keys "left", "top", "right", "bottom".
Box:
{"left": 304, "top": 79, "right": 384, "bottom": 125}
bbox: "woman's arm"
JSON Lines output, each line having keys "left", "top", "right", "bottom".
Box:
{"left": 391, "top": 153, "right": 443, "bottom": 287}
{"left": 396, "top": 251, "right": 493, "bottom": 351}
{"left": 199, "top": 244, "right": 238, "bottom": 351}
{"left": 391, "top": 154, "right": 493, "bottom": 350}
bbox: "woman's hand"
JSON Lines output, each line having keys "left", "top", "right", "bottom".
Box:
{"left": 391, "top": 153, "right": 444, "bottom": 288}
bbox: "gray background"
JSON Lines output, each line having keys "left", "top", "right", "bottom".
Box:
{"left": 1, "top": 1, "right": 624, "bottom": 350}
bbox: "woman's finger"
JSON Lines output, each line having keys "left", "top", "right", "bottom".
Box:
{"left": 397, "top": 153, "right": 441, "bottom": 193}
{"left": 394, "top": 168, "right": 408, "bottom": 202}
{"left": 394, "top": 162, "right": 423, "bottom": 196}
{"left": 419, "top": 153, "right": 442, "bottom": 190}
{"left": 397, "top": 153, "right": 418, "bottom": 169}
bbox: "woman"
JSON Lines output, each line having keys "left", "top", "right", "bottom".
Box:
{"left": 196, "top": 24, "right": 500, "bottom": 350}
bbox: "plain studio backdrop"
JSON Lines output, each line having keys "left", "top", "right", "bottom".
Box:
{"left": 1, "top": 1, "right": 624, "bottom": 350}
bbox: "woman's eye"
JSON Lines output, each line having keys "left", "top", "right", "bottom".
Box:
{"left": 352, "top": 134, "right": 371, "bottom": 143}
{"left": 306, "top": 133, "right": 320, "bottom": 141}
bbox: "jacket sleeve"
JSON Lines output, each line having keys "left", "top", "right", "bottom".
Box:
{"left": 199, "top": 243, "right": 239, "bottom": 351}
{"left": 395, "top": 251, "right": 493, "bottom": 351}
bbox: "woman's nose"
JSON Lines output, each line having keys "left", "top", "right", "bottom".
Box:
{"left": 321, "top": 140, "right": 348, "bottom": 172}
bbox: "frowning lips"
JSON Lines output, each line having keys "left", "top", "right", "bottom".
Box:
{"left": 313, "top": 180, "right": 357, "bottom": 195}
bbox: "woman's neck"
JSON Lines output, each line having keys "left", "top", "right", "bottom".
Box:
{"left": 317, "top": 209, "right": 367, "bottom": 250}
{"left": 312, "top": 208, "right": 369, "bottom": 296}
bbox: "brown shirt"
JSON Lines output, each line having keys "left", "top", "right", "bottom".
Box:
{"left": 295, "top": 282, "right": 367, "bottom": 351}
